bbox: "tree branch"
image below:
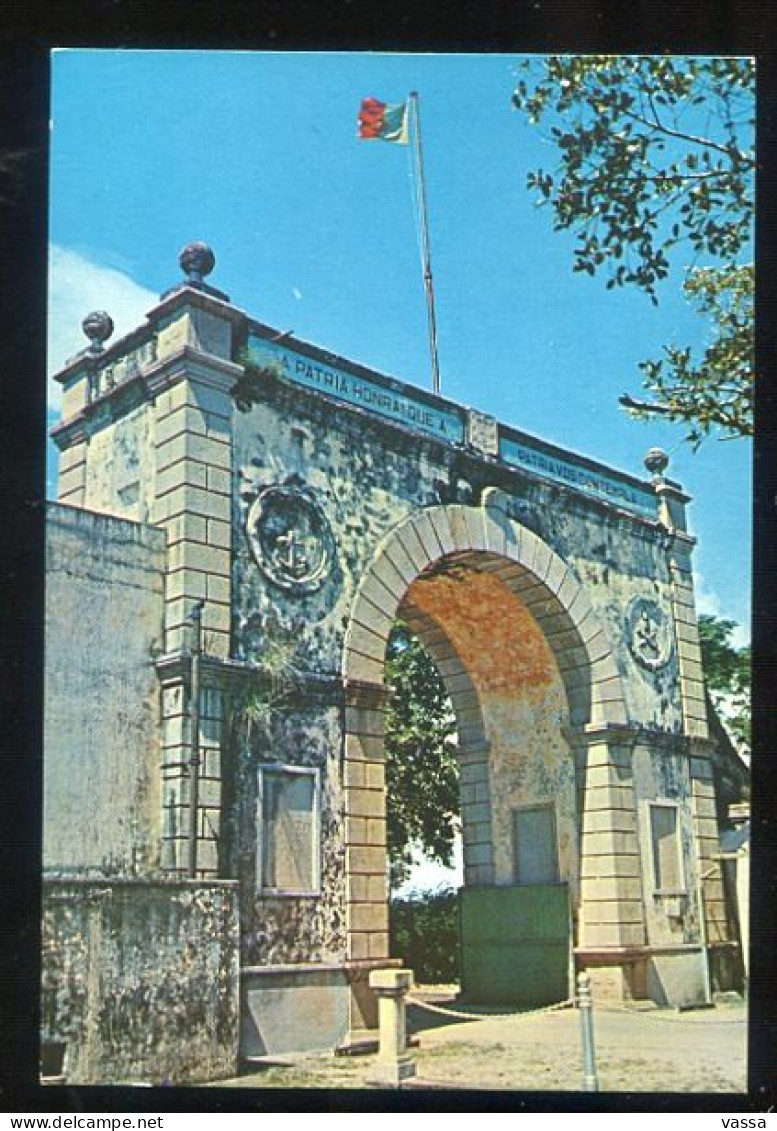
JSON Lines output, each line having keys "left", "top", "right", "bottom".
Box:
{"left": 618, "top": 393, "right": 674, "bottom": 415}
{"left": 619, "top": 103, "right": 752, "bottom": 165}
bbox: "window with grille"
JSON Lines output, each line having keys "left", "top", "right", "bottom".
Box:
{"left": 199, "top": 687, "right": 223, "bottom": 744}
{"left": 257, "top": 765, "right": 320, "bottom": 894}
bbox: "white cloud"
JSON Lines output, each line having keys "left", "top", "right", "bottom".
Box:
{"left": 393, "top": 836, "right": 463, "bottom": 898}
{"left": 47, "top": 246, "right": 158, "bottom": 411}
{"left": 695, "top": 574, "right": 750, "bottom": 649}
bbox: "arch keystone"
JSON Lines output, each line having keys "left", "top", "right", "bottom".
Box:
{"left": 462, "top": 506, "right": 488, "bottom": 551}
{"left": 446, "top": 505, "right": 470, "bottom": 548}
{"left": 482, "top": 513, "right": 507, "bottom": 557}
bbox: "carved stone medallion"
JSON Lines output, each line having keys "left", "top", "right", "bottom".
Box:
{"left": 626, "top": 596, "right": 673, "bottom": 671}
{"left": 247, "top": 486, "right": 333, "bottom": 593}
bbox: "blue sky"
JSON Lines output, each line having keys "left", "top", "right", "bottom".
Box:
{"left": 48, "top": 49, "right": 752, "bottom": 644}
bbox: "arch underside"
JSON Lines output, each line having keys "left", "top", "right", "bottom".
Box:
{"left": 344, "top": 504, "right": 628, "bottom": 730}
{"left": 400, "top": 550, "right": 594, "bottom": 740}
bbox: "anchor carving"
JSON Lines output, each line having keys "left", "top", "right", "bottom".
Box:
{"left": 247, "top": 485, "right": 333, "bottom": 593}
{"left": 272, "top": 526, "right": 316, "bottom": 579}
{"left": 628, "top": 597, "right": 671, "bottom": 671}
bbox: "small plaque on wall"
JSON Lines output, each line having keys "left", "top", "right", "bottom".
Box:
{"left": 466, "top": 408, "right": 499, "bottom": 456}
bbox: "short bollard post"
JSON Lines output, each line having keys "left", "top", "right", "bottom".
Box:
{"left": 577, "top": 970, "right": 599, "bottom": 1092}
{"left": 367, "top": 968, "right": 416, "bottom": 1087}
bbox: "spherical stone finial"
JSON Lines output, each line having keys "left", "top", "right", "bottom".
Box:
{"left": 81, "top": 310, "right": 114, "bottom": 353}
{"left": 179, "top": 241, "right": 215, "bottom": 285}
{"left": 644, "top": 447, "right": 669, "bottom": 477}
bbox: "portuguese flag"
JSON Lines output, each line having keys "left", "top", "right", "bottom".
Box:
{"left": 358, "top": 97, "right": 409, "bottom": 144}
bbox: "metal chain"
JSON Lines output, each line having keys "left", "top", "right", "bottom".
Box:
{"left": 407, "top": 995, "right": 745, "bottom": 1025}
{"left": 406, "top": 994, "right": 576, "bottom": 1022}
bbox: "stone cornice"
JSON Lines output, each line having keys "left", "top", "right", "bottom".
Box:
{"left": 155, "top": 651, "right": 345, "bottom": 699}
{"left": 577, "top": 722, "right": 714, "bottom": 754}
{"left": 241, "top": 958, "right": 403, "bottom": 976}
{"left": 143, "top": 344, "right": 244, "bottom": 396}
{"left": 43, "top": 874, "right": 239, "bottom": 890}
{"left": 665, "top": 529, "right": 699, "bottom": 552}
{"left": 149, "top": 283, "right": 247, "bottom": 327}
{"left": 53, "top": 323, "right": 155, "bottom": 386}
{"left": 579, "top": 722, "right": 640, "bottom": 745}
{"left": 574, "top": 943, "right": 708, "bottom": 963}
{"left": 653, "top": 479, "right": 692, "bottom": 506}
{"left": 51, "top": 345, "right": 244, "bottom": 450}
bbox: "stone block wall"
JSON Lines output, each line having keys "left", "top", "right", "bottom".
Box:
{"left": 41, "top": 878, "right": 240, "bottom": 1084}
{"left": 44, "top": 503, "right": 166, "bottom": 875}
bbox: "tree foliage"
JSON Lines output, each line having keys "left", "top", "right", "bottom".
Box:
{"left": 698, "top": 613, "right": 750, "bottom": 748}
{"left": 512, "top": 55, "right": 754, "bottom": 444}
{"left": 390, "top": 887, "right": 459, "bottom": 983}
{"left": 623, "top": 263, "right": 753, "bottom": 444}
{"left": 384, "top": 623, "right": 459, "bottom": 888}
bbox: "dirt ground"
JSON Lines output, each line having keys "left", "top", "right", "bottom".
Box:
{"left": 213, "top": 987, "right": 747, "bottom": 1093}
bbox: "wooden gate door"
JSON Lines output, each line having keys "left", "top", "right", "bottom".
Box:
{"left": 459, "top": 884, "right": 572, "bottom": 1007}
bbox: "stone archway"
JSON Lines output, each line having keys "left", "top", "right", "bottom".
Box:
{"left": 341, "top": 494, "right": 640, "bottom": 979}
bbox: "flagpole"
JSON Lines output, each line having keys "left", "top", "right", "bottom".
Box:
{"left": 409, "top": 91, "right": 442, "bottom": 397}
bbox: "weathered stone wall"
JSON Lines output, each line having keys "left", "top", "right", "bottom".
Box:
{"left": 229, "top": 380, "right": 716, "bottom": 984}
{"left": 41, "top": 878, "right": 240, "bottom": 1084}
{"left": 81, "top": 401, "right": 157, "bottom": 522}
{"left": 224, "top": 699, "right": 348, "bottom": 967}
{"left": 44, "top": 503, "right": 166, "bottom": 875}
{"left": 633, "top": 742, "right": 703, "bottom": 945}
{"left": 503, "top": 483, "right": 684, "bottom": 734}
{"left": 231, "top": 382, "right": 682, "bottom": 733}
{"left": 232, "top": 388, "right": 443, "bottom": 672}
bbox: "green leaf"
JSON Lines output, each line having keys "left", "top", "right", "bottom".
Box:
{"left": 512, "top": 55, "right": 754, "bottom": 447}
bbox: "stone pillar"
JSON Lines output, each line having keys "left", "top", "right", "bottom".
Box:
{"left": 149, "top": 328, "right": 238, "bottom": 661}
{"left": 689, "top": 741, "right": 729, "bottom": 948}
{"left": 458, "top": 741, "right": 495, "bottom": 885}
{"left": 52, "top": 351, "right": 94, "bottom": 506}
{"left": 56, "top": 433, "right": 88, "bottom": 506}
{"left": 144, "top": 285, "right": 242, "bottom": 876}
{"left": 344, "top": 679, "right": 391, "bottom": 962}
{"left": 368, "top": 969, "right": 416, "bottom": 1086}
{"left": 158, "top": 660, "right": 225, "bottom": 877}
{"left": 159, "top": 677, "right": 189, "bottom": 873}
{"left": 667, "top": 531, "right": 709, "bottom": 740}
{"left": 577, "top": 724, "right": 647, "bottom": 999}
{"left": 654, "top": 477, "right": 690, "bottom": 534}
{"left": 653, "top": 477, "right": 708, "bottom": 741}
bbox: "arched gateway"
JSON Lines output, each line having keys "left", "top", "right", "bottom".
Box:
{"left": 343, "top": 502, "right": 628, "bottom": 957}
{"left": 43, "top": 246, "right": 743, "bottom": 1081}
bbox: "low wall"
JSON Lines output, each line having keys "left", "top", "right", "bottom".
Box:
{"left": 240, "top": 960, "right": 385, "bottom": 1058}
{"left": 44, "top": 503, "right": 166, "bottom": 875}
{"left": 241, "top": 964, "right": 350, "bottom": 1057}
{"left": 41, "top": 877, "right": 240, "bottom": 1084}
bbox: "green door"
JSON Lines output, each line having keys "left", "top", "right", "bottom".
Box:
{"left": 459, "top": 883, "right": 571, "bottom": 1007}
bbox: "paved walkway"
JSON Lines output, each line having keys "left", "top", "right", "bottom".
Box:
{"left": 214, "top": 994, "right": 747, "bottom": 1093}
